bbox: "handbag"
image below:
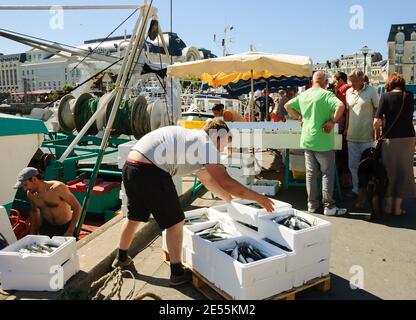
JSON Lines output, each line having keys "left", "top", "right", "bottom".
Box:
{"left": 373, "top": 92, "right": 407, "bottom": 160}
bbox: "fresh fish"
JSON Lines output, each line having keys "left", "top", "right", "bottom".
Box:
{"left": 184, "top": 214, "right": 210, "bottom": 226}
{"left": 246, "top": 203, "right": 264, "bottom": 210}
{"left": 222, "top": 242, "right": 268, "bottom": 264}
{"left": 38, "top": 244, "right": 54, "bottom": 253}
{"left": 18, "top": 243, "right": 57, "bottom": 255}
{"left": 273, "top": 214, "right": 314, "bottom": 230}
{"left": 196, "top": 224, "right": 234, "bottom": 242}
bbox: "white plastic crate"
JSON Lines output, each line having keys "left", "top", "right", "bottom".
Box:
{"left": 258, "top": 210, "right": 331, "bottom": 267}
{"left": 215, "top": 271, "right": 293, "bottom": 300}
{"left": 210, "top": 236, "right": 291, "bottom": 300}
{"left": 162, "top": 208, "right": 222, "bottom": 253}
{"left": 0, "top": 254, "right": 80, "bottom": 292}
{"left": 183, "top": 247, "right": 215, "bottom": 284}
{"left": 118, "top": 141, "right": 137, "bottom": 169}
{"left": 211, "top": 236, "right": 287, "bottom": 288}
{"left": 184, "top": 220, "right": 241, "bottom": 257}
{"left": 227, "top": 199, "right": 292, "bottom": 228}
{"left": 251, "top": 180, "right": 279, "bottom": 196}
{"left": 0, "top": 236, "right": 77, "bottom": 274}
{"left": 209, "top": 204, "right": 328, "bottom": 273}
{"left": 292, "top": 259, "right": 330, "bottom": 288}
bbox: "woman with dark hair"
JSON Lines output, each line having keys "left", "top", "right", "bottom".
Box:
{"left": 374, "top": 73, "right": 416, "bottom": 216}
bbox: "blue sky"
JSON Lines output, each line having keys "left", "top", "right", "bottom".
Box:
{"left": 0, "top": 0, "right": 415, "bottom": 63}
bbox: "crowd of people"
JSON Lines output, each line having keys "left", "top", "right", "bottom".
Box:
{"left": 284, "top": 70, "right": 415, "bottom": 217}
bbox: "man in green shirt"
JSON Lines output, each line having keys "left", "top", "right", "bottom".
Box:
{"left": 285, "top": 71, "right": 347, "bottom": 216}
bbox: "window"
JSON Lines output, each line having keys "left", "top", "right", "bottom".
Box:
{"left": 31, "top": 70, "right": 34, "bottom": 75}
{"left": 411, "top": 32, "right": 416, "bottom": 41}
{"left": 396, "top": 55, "right": 404, "bottom": 64}
{"left": 395, "top": 32, "right": 405, "bottom": 44}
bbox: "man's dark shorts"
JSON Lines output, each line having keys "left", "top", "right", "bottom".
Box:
{"left": 122, "top": 162, "right": 185, "bottom": 230}
{"left": 40, "top": 220, "right": 71, "bottom": 237}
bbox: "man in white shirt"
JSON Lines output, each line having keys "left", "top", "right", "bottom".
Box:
{"left": 112, "top": 119, "right": 274, "bottom": 286}
{"left": 345, "top": 70, "right": 380, "bottom": 197}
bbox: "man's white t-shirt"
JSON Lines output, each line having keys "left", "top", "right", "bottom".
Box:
{"left": 132, "top": 126, "right": 221, "bottom": 177}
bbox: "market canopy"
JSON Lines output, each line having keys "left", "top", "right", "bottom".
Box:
{"left": 167, "top": 51, "right": 313, "bottom": 88}
{"left": 225, "top": 76, "right": 311, "bottom": 97}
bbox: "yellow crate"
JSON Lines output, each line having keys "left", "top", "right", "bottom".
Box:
{"left": 178, "top": 120, "right": 207, "bottom": 130}
{"left": 292, "top": 171, "right": 306, "bottom": 179}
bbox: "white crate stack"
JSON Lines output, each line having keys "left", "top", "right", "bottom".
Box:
{"left": 222, "top": 153, "right": 261, "bottom": 187}
{"left": 163, "top": 199, "right": 332, "bottom": 300}
{"left": 258, "top": 210, "right": 331, "bottom": 287}
{"left": 0, "top": 236, "right": 80, "bottom": 292}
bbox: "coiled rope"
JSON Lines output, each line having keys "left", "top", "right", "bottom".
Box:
{"left": 90, "top": 267, "right": 162, "bottom": 301}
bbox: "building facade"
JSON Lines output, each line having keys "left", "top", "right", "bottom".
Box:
{"left": 20, "top": 49, "right": 80, "bottom": 93}
{"left": 388, "top": 24, "right": 416, "bottom": 84}
{"left": 0, "top": 53, "right": 26, "bottom": 93}
{"left": 315, "top": 51, "right": 385, "bottom": 85}
{"left": 0, "top": 33, "right": 215, "bottom": 95}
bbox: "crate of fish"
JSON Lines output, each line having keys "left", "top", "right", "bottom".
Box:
{"left": 258, "top": 210, "right": 331, "bottom": 268}
{"left": 227, "top": 199, "right": 292, "bottom": 228}
{"left": 209, "top": 204, "right": 262, "bottom": 240}
{"left": 250, "top": 180, "right": 280, "bottom": 197}
{"left": 211, "top": 237, "right": 287, "bottom": 288}
{"left": 210, "top": 236, "right": 292, "bottom": 300}
{"left": 185, "top": 220, "right": 241, "bottom": 254}
{"left": 0, "top": 254, "right": 80, "bottom": 292}
{"left": 162, "top": 208, "right": 221, "bottom": 252}
{"left": 0, "top": 235, "right": 78, "bottom": 275}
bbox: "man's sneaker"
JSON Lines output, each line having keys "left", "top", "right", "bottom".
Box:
{"left": 170, "top": 270, "right": 192, "bottom": 287}
{"left": 324, "top": 207, "right": 348, "bottom": 217}
{"left": 308, "top": 208, "right": 318, "bottom": 214}
{"left": 112, "top": 256, "right": 133, "bottom": 269}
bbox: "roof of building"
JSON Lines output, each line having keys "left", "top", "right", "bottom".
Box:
{"left": 388, "top": 23, "right": 416, "bottom": 42}
{"left": 0, "top": 53, "right": 26, "bottom": 63}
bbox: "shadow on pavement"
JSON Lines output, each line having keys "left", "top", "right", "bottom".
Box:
{"left": 298, "top": 274, "right": 382, "bottom": 300}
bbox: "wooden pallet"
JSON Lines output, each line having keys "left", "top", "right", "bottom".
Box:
{"left": 163, "top": 250, "right": 331, "bottom": 301}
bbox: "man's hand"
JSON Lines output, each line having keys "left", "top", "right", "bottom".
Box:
{"left": 256, "top": 195, "right": 275, "bottom": 213}
{"left": 323, "top": 121, "right": 335, "bottom": 134}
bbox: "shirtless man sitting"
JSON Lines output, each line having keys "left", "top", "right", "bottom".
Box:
{"left": 13, "top": 168, "right": 81, "bottom": 238}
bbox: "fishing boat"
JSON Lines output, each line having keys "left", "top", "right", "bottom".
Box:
{"left": 0, "top": 2, "right": 187, "bottom": 241}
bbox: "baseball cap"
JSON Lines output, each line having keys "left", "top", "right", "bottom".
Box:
{"left": 13, "top": 167, "right": 39, "bottom": 189}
